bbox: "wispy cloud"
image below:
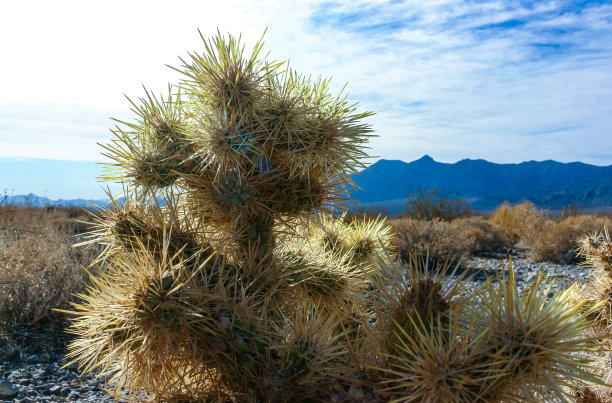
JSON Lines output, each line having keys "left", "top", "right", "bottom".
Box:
{"left": 298, "top": 0, "right": 612, "bottom": 164}
{"left": 0, "top": 0, "right": 610, "bottom": 169}
{"left": 0, "top": 103, "right": 123, "bottom": 161}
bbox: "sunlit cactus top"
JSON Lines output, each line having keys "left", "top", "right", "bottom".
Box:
{"left": 101, "top": 31, "right": 374, "bottom": 229}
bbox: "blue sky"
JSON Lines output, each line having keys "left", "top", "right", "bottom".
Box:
{"left": 1, "top": 0, "right": 611, "bottom": 199}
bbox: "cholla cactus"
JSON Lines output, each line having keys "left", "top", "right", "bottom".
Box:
{"left": 68, "top": 31, "right": 380, "bottom": 401}
{"left": 473, "top": 267, "right": 603, "bottom": 401}
{"left": 579, "top": 228, "right": 612, "bottom": 275}
{"left": 372, "top": 259, "right": 604, "bottom": 402}
{"left": 576, "top": 229, "right": 612, "bottom": 332}
{"left": 66, "top": 31, "right": 605, "bottom": 402}
{"left": 572, "top": 228, "right": 612, "bottom": 400}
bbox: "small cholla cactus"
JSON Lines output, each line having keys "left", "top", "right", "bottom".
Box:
{"left": 473, "top": 267, "right": 603, "bottom": 401}
{"left": 579, "top": 228, "right": 612, "bottom": 275}
{"left": 572, "top": 228, "right": 612, "bottom": 400}
{"left": 576, "top": 229, "right": 612, "bottom": 334}
{"left": 66, "top": 31, "right": 605, "bottom": 402}
{"left": 372, "top": 259, "right": 604, "bottom": 402}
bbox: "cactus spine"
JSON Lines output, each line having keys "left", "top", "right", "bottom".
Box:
{"left": 66, "top": 31, "right": 605, "bottom": 402}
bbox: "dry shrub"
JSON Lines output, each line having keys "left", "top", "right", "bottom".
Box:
{"left": 489, "top": 201, "right": 549, "bottom": 245}
{"left": 391, "top": 218, "right": 465, "bottom": 266}
{"left": 0, "top": 205, "right": 93, "bottom": 235}
{"left": 454, "top": 216, "right": 511, "bottom": 255}
{"left": 490, "top": 202, "right": 612, "bottom": 263}
{"left": 391, "top": 216, "right": 510, "bottom": 265}
{"left": 529, "top": 215, "right": 612, "bottom": 263}
{"left": 403, "top": 187, "right": 471, "bottom": 221}
{"left": 0, "top": 206, "right": 98, "bottom": 330}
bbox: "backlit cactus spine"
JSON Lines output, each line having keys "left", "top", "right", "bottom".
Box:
{"left": 571, "top": 228, "right": 612, "bottom": 399}
{"left": 66, "top": 31, "right": 606, "bottom": 402}
{"left": 68, "top": 31, "right": 385, "bottom": 401}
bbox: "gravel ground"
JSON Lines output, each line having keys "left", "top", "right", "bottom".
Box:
{"left": 0, "top": 361, "right": 122, "bottom": 403}
{"left": 0, "top": 252, "right": 595, "bottom": 402}
{"left": 462, "top": 251, "right": 593, "bottom": 295}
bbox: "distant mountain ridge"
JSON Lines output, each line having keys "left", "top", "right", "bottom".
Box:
{"left": 348, "top": 155, "right": 612, "bottom": 214}
{"left": 4, "top": 156, "right": 612, "bottom": 215}
{"left": 1, "top": 194, "right": 109, "bottom": 209}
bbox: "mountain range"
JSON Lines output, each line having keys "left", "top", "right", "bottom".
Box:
{"left": 1, "top": 194, "right": 109, "bottom": 209}
{"left": 3, "top": 155, "right": 612, "bottom": 215}
{"left": 347, "top": 155, "right": 612, "bottom": 214}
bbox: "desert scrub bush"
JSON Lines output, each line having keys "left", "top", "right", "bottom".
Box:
{"left": 403, "top": 187, "right": 471, "bottom": 221}
{"left": 391, "top": 218, "right": 465, "bottom": 266}
{"left": 64, "top": 31, "right": 604, "bottom": 402}
{"left": 391, "top": 216, "right": 510, "bottom": 266}
{"left": 488, "top": 201, "right": 611, "bottom": 262}
{"left": 458, "top": 216, "right": 511, "bottom": 255}
{"left": 0, "top": 206, "right": 98, "bottom": 330}
{"left": 0, "top": 205, "right": 93, "bottom": 235}
{"left": 489, "top": 201, "right": 548, "bottom": 245}
{"left": 528, "top": 215, "right": 612, "bottom": 263}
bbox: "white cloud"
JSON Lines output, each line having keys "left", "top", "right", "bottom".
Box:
{"left": 0, "top": 0, "right": 611, "bottom": 166}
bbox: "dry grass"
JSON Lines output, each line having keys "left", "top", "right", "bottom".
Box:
{"left": 390, "top": 216, "right": 510, "bottom": 266}
{"left": 391, "top": 202, "right": 612, "bottom": 265}
{"left": 529, "top": 215, "right": 612, "bottom": 263}
{"left": 489, "top": 202, "right": 612, "bottom": 262}
{"left": 0, "top": 206, "right": 99, "bottom": 360}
